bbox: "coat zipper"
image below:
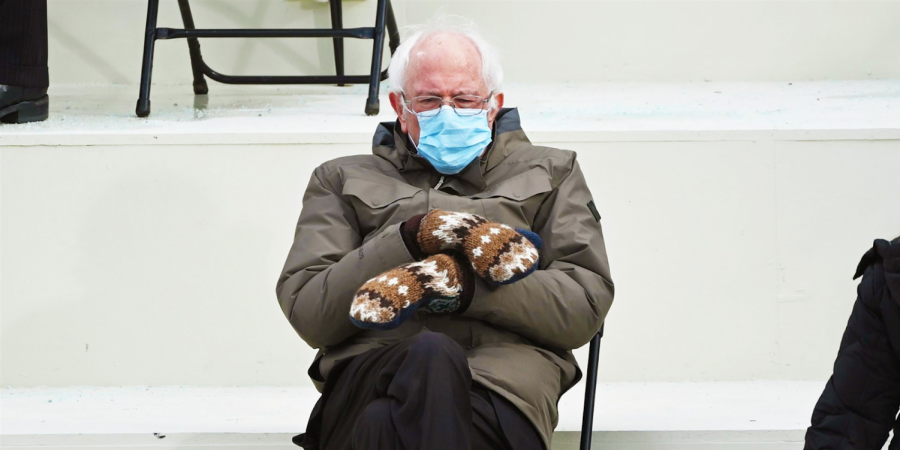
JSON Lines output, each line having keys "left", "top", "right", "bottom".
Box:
{"left": 433, "top": 175, "right": 445, "bottom": 190}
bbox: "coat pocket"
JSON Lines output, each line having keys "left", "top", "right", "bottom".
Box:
{"left": 342, "top": 178, "right": 421, "bottom": 239}
{"left": 472, "top": 169, "right": 553, "bottom": 227}
{"left": 475, "top": 169, "right": 553, "bottom": 202}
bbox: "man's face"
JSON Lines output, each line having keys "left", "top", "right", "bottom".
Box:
{"left": 389, "top": 32, "right": 504, "bottom": 146}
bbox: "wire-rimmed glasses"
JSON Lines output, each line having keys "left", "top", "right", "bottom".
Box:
{"left": 402, "top": 94, "right": 492, "bottom": 118}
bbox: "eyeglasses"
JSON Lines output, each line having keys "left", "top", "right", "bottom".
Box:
{"left": 402, "top": 94, "right": 492, "bottom": 117}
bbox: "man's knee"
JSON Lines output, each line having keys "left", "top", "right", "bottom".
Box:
{"left": 352, "top": 398, "right": 396, "bottom": 449}
{"left": 405, "top": 331, "right": 467, "bottom": 368}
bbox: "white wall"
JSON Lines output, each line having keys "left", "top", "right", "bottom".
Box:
{"left": 3, "top": 137, "right": 898, "bottom": 387}
{"left": 3, "top": 0, "right": 899, "bottom": 389}
{"left": 46, "top": 0, "right": 900, "bottom": 86}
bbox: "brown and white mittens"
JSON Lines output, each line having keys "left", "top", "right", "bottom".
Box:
{"left": 351, "top": 210, "right": 540, "bottom": 330}
{"left": 410, "top": 209, "right": 542, "bottom": 286}
{"left": 350, "top": 253, "right": 473, "bottom": 330}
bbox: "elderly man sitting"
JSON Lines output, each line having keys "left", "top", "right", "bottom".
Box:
{"left": 276, "top": 19, "right": 614, "bottom": 450}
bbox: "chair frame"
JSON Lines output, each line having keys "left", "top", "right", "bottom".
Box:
{"left": 135, "top": 0, "right": 400, "bottom": 117}
{"left": 580, "top": 324, "right": 604, "bottom": 450}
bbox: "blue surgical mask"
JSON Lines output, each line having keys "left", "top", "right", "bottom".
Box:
{"left": 412, "top": 106, "right": 492, "bottom": 175}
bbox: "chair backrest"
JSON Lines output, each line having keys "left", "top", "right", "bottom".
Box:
{"left": 579, "top": 324, "right": 604, "bottom": 450}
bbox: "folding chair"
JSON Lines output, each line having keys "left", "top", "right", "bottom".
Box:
{"left": 135, "top": 0, "right": 400, "bottom": 117}
{"left": 580, "top": 324, "right": 604, "bottom": 450}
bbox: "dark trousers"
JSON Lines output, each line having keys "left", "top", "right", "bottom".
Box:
{"left": 0, "top": 0, "right": 49, "bottom": 87}
{"left": 295, "top": 332, "right": 543, "bottom": 450}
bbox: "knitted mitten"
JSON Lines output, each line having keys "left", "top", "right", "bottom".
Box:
{"left": 404, "top": 209, "right": 542, "bottom": 285}
{"left": 350, "top": 253, "right": 473, "bottom": 330}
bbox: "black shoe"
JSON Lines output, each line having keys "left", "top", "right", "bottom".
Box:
{"left": 0, "top": 85, "right": 49, "bottom": 124}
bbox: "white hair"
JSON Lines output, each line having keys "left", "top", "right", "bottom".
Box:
{"left": 387, "top": 15, "right": 503, "bottom": 106}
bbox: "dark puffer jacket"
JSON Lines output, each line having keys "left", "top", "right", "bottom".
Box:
{"left": 805, "top": 237, "right": 900, "bottom": 450}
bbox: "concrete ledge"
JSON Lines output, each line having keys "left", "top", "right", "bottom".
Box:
{"left": 1, "top": 81, "right": 898, "bottom": 146}
{"left": 0, "top": 431, "right": 809, "bottom": 450}
{"left": 0, "top": 382, "right": 834, "bottom": 450}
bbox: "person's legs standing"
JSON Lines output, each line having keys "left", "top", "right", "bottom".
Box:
{"left": 0, "top": 0, "right": 49, "bottom": 123}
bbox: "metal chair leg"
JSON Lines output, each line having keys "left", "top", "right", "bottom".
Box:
{"left": 385, "top": 0, "right": 399, "bottom": 55}
{"left": 177, "top": 0, "right": 209, "bottom": 95}
{"left": 580, "top": 325, "right": 604, "bottom": 450}
{"left": 329, "top": 0, "right": 345, "bottom": 87}
{"left": 136, "top": 0, "right": 160, "bottom": 117}
{"left": 364, "top": 0, "right": 388, "bottom": 116}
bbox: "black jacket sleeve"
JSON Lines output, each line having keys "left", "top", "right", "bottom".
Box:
{"left": 804, "top": 238, "right": 900, "bottom": 450}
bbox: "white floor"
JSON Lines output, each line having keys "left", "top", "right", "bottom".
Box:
{"left": 1, "top": 381, "right": 824, "bottom": 434}
{"left": 6, "top": 382, "right": 878, "bottom": 449}
{"left": 2, "top": 80, "right": 898, "bottom": 146}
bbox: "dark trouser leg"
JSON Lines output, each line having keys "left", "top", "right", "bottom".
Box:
{"left": 351, "top": 399, "right": 401, "bottom": 450}
{"left": 350, "top": 384, "right": 513, "bottom": 450}
{"left": 470, "top": 388, "right": 518, "bottom": 450}
{"left": 0, "top": 0, "right": 49, "bottom": 88}
{"left": 318, "top": 332, "right": 474, "bottom": 450}
{"left": 297, "top": 331, "right": 544, "bottom": 450}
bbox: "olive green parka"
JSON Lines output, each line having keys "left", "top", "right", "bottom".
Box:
{"left": 277, "top": 109, "right": 614, "bottom": 449}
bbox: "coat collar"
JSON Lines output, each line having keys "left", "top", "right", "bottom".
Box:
{"left": 371, "top": 108, "right": 528, "bottom": 195}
